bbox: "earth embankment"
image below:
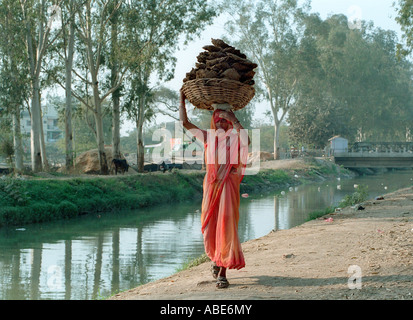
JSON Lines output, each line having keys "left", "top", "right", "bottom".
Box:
{"left": 109, "top": 185, "right": 413, "bottom": 300}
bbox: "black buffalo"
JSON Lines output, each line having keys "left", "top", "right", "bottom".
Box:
{"left": 159, "top": 161, "right": 183, "bottom": 173}
{"left": 111, "top": 159, "right": 129, "bottom": 175}
{"left": 143, "top": 163, "right": 159, "bottom": 172}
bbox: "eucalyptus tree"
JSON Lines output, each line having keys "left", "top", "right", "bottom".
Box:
{"left": 59, "top": 0, "right": 76, "bottom": 170}
{"left": 121, "top": 0, "right": 216, "bottom": 172}
{"left": 0, "top": 0, "right": 30, "bottom": 171}
{"left": 69, "top": 0, "right": 129, "bottom": 174}
{"left": 43, "top": 0, "right": 77, "bottom": 170}
{"left": 18, "top": 0, "right": 65, "bottom": 172}
{"left": 222, "top": 0, "right": 311, "bottom": 159}
{"left": 46, "top": 0, "right": 121, "bottom": 173}
{"left": 109, "top": 0, "right": 121, "bottom": 160}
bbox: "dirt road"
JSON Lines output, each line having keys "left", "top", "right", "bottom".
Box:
{"left": 109, "top": 185, "right": 413, "bottom": 300}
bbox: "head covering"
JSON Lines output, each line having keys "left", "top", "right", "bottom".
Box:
{"left": 211, "top": 109, "right": 233, "bottom": 131}
{"left": 213, "top": 111, "right": 226, "bottom": 124}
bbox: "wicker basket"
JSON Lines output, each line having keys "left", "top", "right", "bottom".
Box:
{"left": 181, "top": 78, "right": 255, "bottom": 111}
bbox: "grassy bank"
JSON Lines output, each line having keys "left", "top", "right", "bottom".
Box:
{"left": 0, "top": 158, "right": 353, "bottom": 228}
{"left": 0, "top": 171, "right": 205, "bottom": 227}
{"left": 0, "top": 169, "right": 296, "bottom": 227}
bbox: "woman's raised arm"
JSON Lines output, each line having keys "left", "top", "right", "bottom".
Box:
{"left": 179, "top": 90, "right": 207, "bottom": 144}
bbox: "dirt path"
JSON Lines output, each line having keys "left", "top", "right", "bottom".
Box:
{"left": 109, "top": 185, "right": 413, "bottom": 300}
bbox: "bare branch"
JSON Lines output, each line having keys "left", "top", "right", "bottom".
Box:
{"left": 43, "top": 65, "right": 94, "bottom": 112}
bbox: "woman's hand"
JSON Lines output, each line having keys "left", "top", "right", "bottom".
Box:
{"left": 219, "top": 110, "right": 238, "bottom": 124}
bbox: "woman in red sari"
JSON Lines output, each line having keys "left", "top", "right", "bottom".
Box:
{"left": 179, "top": 91, "right": 249, "bottom": 288}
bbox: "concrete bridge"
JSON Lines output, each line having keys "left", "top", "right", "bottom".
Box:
{"left": 333, "top": 142, "right": 413, "bottom": 168}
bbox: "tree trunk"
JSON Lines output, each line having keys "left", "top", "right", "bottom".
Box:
{"left": 65, "top": 72, "right": 74, "bottom": 169}
{"left": 406, "top": 127, "right": 412, "bottom": 142}
{"left": 93, "top": 93, "right": 108, "bottom": 175}
{"left": 112, "top": 93, "right": 121, "bottom": 159}
{"left": 84, "top": 0, "right": 108, "bottom": 175}
{"left": 136, "top": 95, "right": 146, "bottom": 173}
{"left": 30, "top": 79, "right": 42, "bottom": 172}
{"left": 111, "top": 5, "right": 121, "bottom": 160}
{"left": 23, "top": 0, "right": 50, "bottom": 173}
{"left": 39, "top": 104, "right": 49, "bottom": 170}
{"left": 12, "top": 105, "right": 24, "bottom": 172}
{"left": 273, "top": 121, "right": 281, "bottom": 160}
{"left": 64, "top": 0, "right": 75, "bottom": 170}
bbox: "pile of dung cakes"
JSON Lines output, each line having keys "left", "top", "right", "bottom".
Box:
{"left": 183, "top": 38, "right": 257, "bottom": 85}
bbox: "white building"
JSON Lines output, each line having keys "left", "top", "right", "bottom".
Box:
{"left": 20, "top": 103, "right": 62, "bottom": 143}
{"left": 328, "top": 136, "right": 348, "bottom": 155}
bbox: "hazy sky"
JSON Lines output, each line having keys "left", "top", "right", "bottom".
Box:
{"left": 122, "top": 0, "right": 404, "bottom": 135}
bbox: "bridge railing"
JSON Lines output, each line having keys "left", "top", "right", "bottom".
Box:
{"left": 348, "top": 142, "right": 413, "bottom": 154}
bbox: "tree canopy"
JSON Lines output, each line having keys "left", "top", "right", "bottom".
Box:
{"left": 288, "top": 14, "right": 413, "bottom": 147}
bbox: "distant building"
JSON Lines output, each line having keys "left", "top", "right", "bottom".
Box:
{"left": 328, "top": 136, "right": 348, "bottom": 156}
{"left": 20, "top": 103, "right": 62, "bottom": 143}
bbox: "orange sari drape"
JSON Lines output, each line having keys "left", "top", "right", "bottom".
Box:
{"left": 200, "top": 110, "right": 248, "bottom": 270}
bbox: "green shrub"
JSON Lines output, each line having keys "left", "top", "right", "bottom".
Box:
{"left": 57, "top": 200, "right": 79, "bottom": 219}
{"left": 339, "top": 184, "right": 369, "bottom": 207}
{"left": 0, "top": 206, "right": 20, "bottom": 226}
{"left": 29, "top": 202, "right": 56, "bottom": 223}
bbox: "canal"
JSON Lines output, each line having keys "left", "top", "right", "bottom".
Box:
{"left": 0, "top": 170, "right": 412, "bottom": 300}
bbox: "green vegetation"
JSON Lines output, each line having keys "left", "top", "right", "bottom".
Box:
{"left": 0, "top": 168, "right": 300, "bottom": 228}
{"left": 305, "top": 184, "right": 369, "bottom": 222}
{"left": 338, "top": 184, "right": 369, "bottom": 207}
{"left": 0, "top": 171, "right": 205, "bottom": 227}
{"left": 306, "top": 206, "right": 336, "bottom": 222}
{"left": 241, "top": 169, "right": 291, "bottom": 193}
{"left": 175, "top": 254, "right": 210, "bottom": 273}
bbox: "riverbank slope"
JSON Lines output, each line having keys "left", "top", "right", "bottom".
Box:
{"left": 0, "top": 158, "right": 353, "bottom": 227}
{"left": 109, "top": 185, "right": 413, "bottom": 300}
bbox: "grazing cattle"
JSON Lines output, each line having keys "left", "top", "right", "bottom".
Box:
{"left": 111, "top": 159, "right": 129, "bottom": 175}
{"left": 143, "top": 163, "right": 159, "bottom": 172}
{"left": 160, "top": 161, "right": 183, "bottom": 173}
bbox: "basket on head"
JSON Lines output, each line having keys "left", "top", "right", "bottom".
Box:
{"left": 181, "top": 78, "right": 255, "bottom": 111}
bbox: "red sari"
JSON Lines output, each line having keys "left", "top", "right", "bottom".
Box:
{"left": 200, "top": 110, "right": 248, "bottom": 270}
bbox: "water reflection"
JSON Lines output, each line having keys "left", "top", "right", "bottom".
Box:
{"left": 0, "top": 204, "right": 206, "bottom": 300}
{"left": 0, "top": 170, "right": 411, "bottom": 300}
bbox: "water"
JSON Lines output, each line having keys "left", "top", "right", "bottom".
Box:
{"left": 0, "top": 170, "right": 412, "bottom": 300}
